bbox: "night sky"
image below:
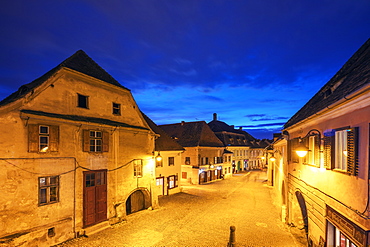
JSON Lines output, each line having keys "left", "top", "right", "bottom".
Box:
{"left": 0, "top": 1, "right": 369, "bottom": 139}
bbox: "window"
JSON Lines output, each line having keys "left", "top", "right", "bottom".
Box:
{"left": 168, "top": 157, "right": 174, "bottom": 166}
{"left": 39, "top": 126, "right": 49, "bottom": 152}
{"left": 77, "top": 94, "right": 89, "bottom": 108}
{"left": 182, "top": 172, "right": 187, "bottom": 179}
{"left": 307, "top": 135, "right": 320, "bottom": 167}
{"left": 39, "top": 176, "right": 59, "bottom": 205}
{"left": 324, "top": 127, "right": 359, "bottom": 175}
{"left": 185, "top": 157, "right": 190, "bottom": 165}
{"left": 90, "top": 131, "right": 102, "bottom": 152}
{"left": 201, "top": 157, "right": 209, "bottom": 165}
{"left": 335, "top": 130, "right": 348, "bottom": 171}
{"left": 83, "top": 130, "right": 109, "bottom": 152}
{"left": 168, "top": 175, "right": 178, "bottom": 189}
{"left": 28, "top": 124, "right": 59, "bottom": 153}
{"left": 134, "top": 159, "right": 143, "bottom": 177}
{"left": 112, "top": 102, "right": 121, "bottom": 115}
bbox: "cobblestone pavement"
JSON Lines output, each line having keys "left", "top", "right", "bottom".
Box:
{"left": 57, "top": 170, "right": 307, "bottom": 247}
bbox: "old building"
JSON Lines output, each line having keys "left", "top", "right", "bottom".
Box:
{"left": 0, "top": 50, "right": 158, "bottom": 246}
{"left": 208, "top": 113, "right": 269, "bottom": 172}
{"left": 142, "top": 113, "right": 185, "bottom": 196}
{"left": 160, "top": 121, "right": 232, "bottom": 184}
{"left": 271, "top": 38, "right": 370, "bottom": 246}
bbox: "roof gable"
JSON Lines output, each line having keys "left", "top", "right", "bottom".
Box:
{"left": 0, "top": 50, "right": 128, "bottom": 106}
{"left": 284, "top": 38, "right": 370, "bottom": 129}
{"left": 160, "top": 121, "right": 224, "bottom": 147}
{"left": 141, "top": 113, "right": 185, "bottom": 152}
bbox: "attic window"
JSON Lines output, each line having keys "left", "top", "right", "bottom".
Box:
{"left": 77, "top": 94, "right": 89, "bottom": 109}
{"left": 112, "top": 103, "right": 121, "bottom": 115}
{"left": 324, "top": 89, "right": 332, "bottom": 98}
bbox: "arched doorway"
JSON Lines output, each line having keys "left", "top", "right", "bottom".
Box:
{"left": 295, "top": 191, "right": 309, "bottom": 237}
{"left": 126, "top": 188, "right": 151, "bottom": 215}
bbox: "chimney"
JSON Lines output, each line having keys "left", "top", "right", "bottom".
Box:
{"left": 213, "top": 113, "right": 217, "bottom": 121}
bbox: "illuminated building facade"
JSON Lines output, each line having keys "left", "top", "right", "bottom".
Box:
{"left": 160, "top": 121, "right": 232, "bottom": 184}
{"left": 270, "top": 38, "right": 370, "bottom": 247}
{"left": 0, "top": 51, "right": 159, "bottom": 246}
{"left": 208, "top": 113, "right": 269, "bottom": 172}
{"left": 142, "top": 113, "right": 185, "bottom": 196}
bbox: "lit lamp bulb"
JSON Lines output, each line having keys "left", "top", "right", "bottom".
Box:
{"left": 269, "top": 155, "right": 276, "bottom": 162}
{"left": 295, "top": 143, "right": 308, "bottom": 158}
{"left": 156, "top": 153, "right": 162, "bottom": 162}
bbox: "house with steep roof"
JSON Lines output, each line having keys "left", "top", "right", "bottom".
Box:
{"left": 208, "top": 113, "right": 270, "bottom": 172}
{"left": 270, "top": 38, "right": 370, "bottom": 247}
{"left": 0, "top": 50, "right": 159, "bottom": 246}
{"left": 142, "top": 113, "right": 185, "bottom": 196}
{"left": 160, "top": 121, "right": 232, "bottom": 184}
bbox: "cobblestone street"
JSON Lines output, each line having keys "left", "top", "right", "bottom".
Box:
{"left": 57, "top": 171, "right": 307, "bottom": 247}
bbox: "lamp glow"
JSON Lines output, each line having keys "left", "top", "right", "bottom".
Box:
{"left": 295, "top": 143, "right": 308, "bottom": 157}
{"left": 269, "top": 155, "right": 276, "bottom": 162}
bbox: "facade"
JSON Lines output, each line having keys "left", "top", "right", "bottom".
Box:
{"left": 247, "top": 139, "right": 271, "bottom": 170}
{"left": 0, "top": 51, "right": 158, "bottom": 246}
{"left": 208, "top": 113, "right": 270, "bottom": 172}
{"left": 142, "top": 113, "right": 185, "bottom": 196}
{"left": 160, "top": 121, "right": 232, "bottom": 184}
{"left": 270, "top": 38, "right": 370, "bottom": 247}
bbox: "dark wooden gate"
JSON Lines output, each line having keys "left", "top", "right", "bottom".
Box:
{"left": 83, "top": 170, "right": 107, "bottom": 227}
{"left": 126, "top": 190, "right": 145, "bottom": 215}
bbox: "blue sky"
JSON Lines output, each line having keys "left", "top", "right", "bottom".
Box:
{"left": 0, "top": 0, "right": 369, "bottom": 139}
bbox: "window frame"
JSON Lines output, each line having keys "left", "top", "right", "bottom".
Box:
{"left": 83, "top": 129, "right": 109, "bottom": 153}
{"left": 77, "top": 93, "right": 89, "bottom": 109}
{"left": 323, "top": 127, "right": 359, "bottom": 175}
{"left": 112, "top": 102, "right": 121, "bottom": 115}
{"left": 168, "top": 157, "right": 174, "bottom": 166}
{"left": 39, "top": 176, "right": 59, "bottom": 206}
{"left": 134, "top": 159, "right": 143, "bottom": 177}
{"left": 89, "top": 130, "right": 103, "bottom": 152}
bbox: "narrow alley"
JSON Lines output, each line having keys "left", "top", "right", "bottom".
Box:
{"left": 57, "top": 171, "right": 307, "bottom": 247}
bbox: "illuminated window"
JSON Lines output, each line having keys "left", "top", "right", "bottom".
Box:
{"left": 39, "top": 176, "right": 59, "bottom": 205}
{"left": 134, "top": 160, "right": 143, "bottom": 177}
{"left": 335, "top": 129, "right": 348, "bottom": 171}
{"left": 307, "top": 135, "right": 320, "bottom": 167}
{"left": 112, "top": 102, "right": 121, "bottom": 115}
{"left": 324, "top": 127, "right": 358, "bottom": 175}
{"left": 39, "top": 126, "right": 49, "bottom": 152}
{"left": 168, "top": 175, "right": 178, "bottom": 189}
{"left": 28, "top": 124, "right": 59, "bottom": 153}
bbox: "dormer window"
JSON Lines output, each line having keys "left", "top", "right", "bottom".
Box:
{"left": 77, "top": 94, "right": 89, "bottom": 109}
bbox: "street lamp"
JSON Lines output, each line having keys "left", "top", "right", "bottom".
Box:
{"left": 294, "top": 129, "right": 321, "bottom": 158}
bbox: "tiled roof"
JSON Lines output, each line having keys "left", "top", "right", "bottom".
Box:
{"left": 0, "top": 50, "right": 128, "bottom": 106}
{"left": 284, "top": 38, "right": 370, "bottom": 129}
{"left": 208, "top": 118, "right": 257, "bottom": 146}
{"left": 141, "top": 112, "right": 185, "bottom": 152}
{"left": 21, "top": 109, "right": 148, "bottom": 130}
{"left": 159, "top": 121, "right": 225, "bottom": 148}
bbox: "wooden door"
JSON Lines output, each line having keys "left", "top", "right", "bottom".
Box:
{"left": 83, "top": 170, "right": 107, "bottom": 227}
{"left": 126, "top": 190, "right": 145, "bottom": 215}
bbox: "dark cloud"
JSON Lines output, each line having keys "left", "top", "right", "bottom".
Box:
{"left": 0, "top": 0, "right": 369, "bottom": 140}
